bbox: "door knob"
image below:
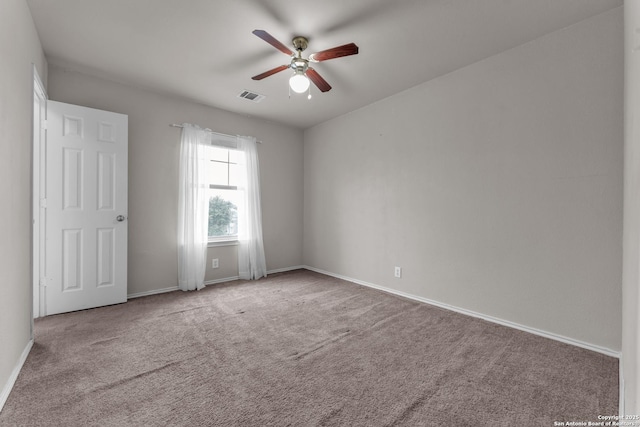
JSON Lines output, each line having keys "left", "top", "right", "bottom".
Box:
{"left": 116, "top": 215, "right": 126, "bottom": 222}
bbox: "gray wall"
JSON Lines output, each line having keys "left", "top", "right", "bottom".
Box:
{"left": 304, "top": 8, "right": 623, "bottom": 351}
{"left": 47, "top": 66, "right": 304, "bottom": 296}
{"left": 0, "top": 0, "right": 47, "bottom": 402}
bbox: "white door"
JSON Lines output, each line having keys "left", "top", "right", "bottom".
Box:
{"left": 44, "top": 101, "right": 128, "bottom": 315}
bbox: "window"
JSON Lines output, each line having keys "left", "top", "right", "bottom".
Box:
{"left": 206, "top": 145, "right": 240, "bottom": 242}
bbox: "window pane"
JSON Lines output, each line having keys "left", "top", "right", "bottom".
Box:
{"left": 208, "top": 189, "right": 238, "bottom": 237}
{"left": 229, "top": 149, "right": 240, "bottom": 164}
{"left": 208, "top": 161, "right": 229, "bottom": 186}
{"left": 229, "top": 163, "right": 239, "bottom": 187}
{"left": 208, "top": 146, "right": 228, "bottom": 162}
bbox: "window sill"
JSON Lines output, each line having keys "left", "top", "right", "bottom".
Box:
{"left": 208, "top": 239, "right": 238, "bottom": 248}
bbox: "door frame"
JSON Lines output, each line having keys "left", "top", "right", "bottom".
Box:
{"left": 32, "top": 65, "right": 47, "bottom": 319}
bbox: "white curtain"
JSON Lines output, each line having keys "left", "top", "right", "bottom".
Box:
{"left": 177, "top": 123, "right": 210, "bottom": 291}
{"left": 236, "top": 136, "right": 267, "bottom": 280}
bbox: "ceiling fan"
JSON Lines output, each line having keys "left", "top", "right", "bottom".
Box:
{"left": 251, "top": 29, "right": 359, "bottom": 95}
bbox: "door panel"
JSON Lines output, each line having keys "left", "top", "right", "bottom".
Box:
{"left": 97, "top": 228, "right": 115, "bottom": 287}
{"left": 45, "top": 101, "right": 128, "bottom": 315}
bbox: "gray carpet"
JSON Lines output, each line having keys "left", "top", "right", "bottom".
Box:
{"left": 0, "top": 269, "right": 618, "bottom": 426}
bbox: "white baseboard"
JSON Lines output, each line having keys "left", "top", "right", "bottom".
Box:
{"left": 127, "top": 286, "right": 179, "bottom": 299}
{"left": 126, "top": 279, "right": 241, "bottom": 298}
{"left": 127, "top": 266, "right": 307, "bottom": 299}
{"left": 267, "top": 265, "right": 306, "bottom": 275}
{"left": 204, "top": 276, "right": 239, "bottom": 286}
{"left": 0, "top": 339, "right": 33, "bottom": 413}
{"left": 202, "top": 266, "right": 306, "bottom": 287}
{"left": 303, "top": 266, "right": 621, "bottom": 359}
{"left": 203, "top": 266, "right": 307, "bottom": 286}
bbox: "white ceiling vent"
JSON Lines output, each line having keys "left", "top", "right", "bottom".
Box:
{"left": 237, "top": 90, "right": 265, "bottom": 103}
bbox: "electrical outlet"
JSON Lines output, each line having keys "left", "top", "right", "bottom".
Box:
{"left": 394, "top": 267, "right": 402, "bottom": 278}
{"left": 212, "top": 258, "right": 219, "bottom": 269}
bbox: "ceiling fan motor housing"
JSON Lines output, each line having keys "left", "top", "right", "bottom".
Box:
{"left": 291, "top": 37, "right": 310, "bottom": 72}
{"left": 292, "top": 36, "right": 309, "bottom": 52}
{"left": 291, "top": 57, "right": 308, "bottom": 73}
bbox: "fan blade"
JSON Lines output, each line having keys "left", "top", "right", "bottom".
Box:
{"left": 252, "top": 30, "right": 293, "bottom": 56}
{"left": 306, "top": 68, "right": 331, "bottom": 92}
{"left": 309, "top": 43, "right": 359, "bottom": 62}
{"left": 252, "top": 65, "right": 290, "bottom": 80}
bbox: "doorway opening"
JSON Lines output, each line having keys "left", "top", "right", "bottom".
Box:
{"left": 32, "top": 65, "right": 47, "bottom": 320}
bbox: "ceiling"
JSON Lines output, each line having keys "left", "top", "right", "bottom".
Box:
{"left": 27, "top": 0, "right": 622, "bottom": 130}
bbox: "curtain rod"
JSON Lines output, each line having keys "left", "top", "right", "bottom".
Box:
{"left": 170, "top": 124, "right": 262, "bottom": 144}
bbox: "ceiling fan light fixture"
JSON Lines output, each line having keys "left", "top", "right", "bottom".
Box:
{"left": 289, "top": 71, "right": 310, "bottom": 93}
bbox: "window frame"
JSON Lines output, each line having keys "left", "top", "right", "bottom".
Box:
{"left": 206, "top": 137, "right": 240, "bottom": 244}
